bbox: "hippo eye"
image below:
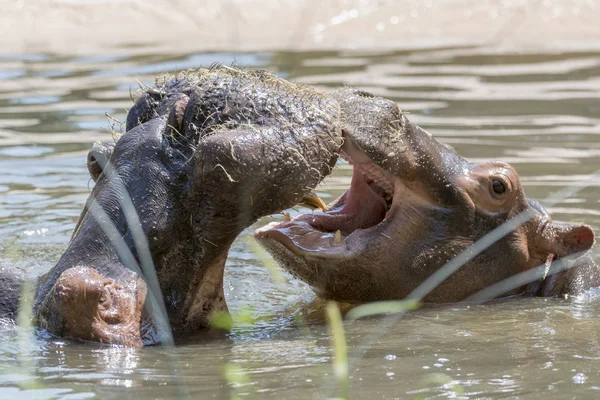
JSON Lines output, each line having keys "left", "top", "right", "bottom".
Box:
{"left": 492, "top": 179, "right": 506, "bottom": 195}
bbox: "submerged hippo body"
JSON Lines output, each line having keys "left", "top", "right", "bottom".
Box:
{"left": 256, "top": 88, "right": 598, "bottom": 303}
{"left": 1, "top": 67, "right": 342, "bottom": 346}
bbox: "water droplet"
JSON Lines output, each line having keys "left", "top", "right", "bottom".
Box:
{"left": 573, "top": 373, "right": 587, "bottom": 384}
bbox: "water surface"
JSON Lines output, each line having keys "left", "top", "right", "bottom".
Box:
{"left": 0, "top": 46, "right": 599, "bottom": 399}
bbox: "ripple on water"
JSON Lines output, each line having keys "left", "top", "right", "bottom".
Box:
{"left": 0, "top": 44, "right": 599, "bottom": 399}
{"left": 0, "top": 145, "right": 53, "bottom": 157}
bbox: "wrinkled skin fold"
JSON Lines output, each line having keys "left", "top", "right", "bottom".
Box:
{"left": 2, "top": 67, "right": 343, "bottom": 346}
{"left": 255, "top": 88, "right": 598, "bottom": 303}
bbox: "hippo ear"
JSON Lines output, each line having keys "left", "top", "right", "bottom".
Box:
{"left": 541, "top": 222, "right": 595, "bottom": 257}
{"left": 126, "top": 89, "right": 163, "bottom": 131}
{"left": 87, "top": 141, "right": 115, "bottom": 182}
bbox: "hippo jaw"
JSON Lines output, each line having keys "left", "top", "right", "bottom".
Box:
{"left": 256, "top": 139, "right": 401, "bottom": 261}
{"left": 255, "top": 133, "right": 448, "bottom": 301}
{"left": 256, "top": 123, "right": 595, "bottom": 303}
{"left": 36, "top": 267, "right": 148, "bottom": 347}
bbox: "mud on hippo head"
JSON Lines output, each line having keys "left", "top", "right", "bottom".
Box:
{"left": 256, "top": 88, "right": 595, "bottom": 303}
{"left": 33, "top": 67, "right": 342, "bottom": 346}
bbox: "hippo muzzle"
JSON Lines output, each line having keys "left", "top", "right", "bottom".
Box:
{"left": 36, "top": 267, "right": 148, "bottom": 347}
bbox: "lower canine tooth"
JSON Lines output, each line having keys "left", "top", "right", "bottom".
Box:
{"left": 333, "top": 230, "right": 342, "bottom": 243}
{"left": 283, "top": 212, "right": 291, "bottom": 222}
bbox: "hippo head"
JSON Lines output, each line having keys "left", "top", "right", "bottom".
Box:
{"left": 33, "top": 68, "right": 341, "bottom": 345}
{"left": 255, "top": 88, "right": 595, "bottom": 303}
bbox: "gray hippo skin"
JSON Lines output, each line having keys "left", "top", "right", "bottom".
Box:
{"left": 255, "top": 88, "right": 598, "bottom": 303}
{"left": 1, "top": 67, "right": 342, "bottom": 346}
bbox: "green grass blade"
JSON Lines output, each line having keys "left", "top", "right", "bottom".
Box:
{"left": 326, "top": 302, "right": 349, "bottom": 399}
{"left": 345, "top": 299, "right": 421, "bottom": 321}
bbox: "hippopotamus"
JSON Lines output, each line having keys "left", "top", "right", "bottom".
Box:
{"left": 255, "top": 88, "right": 599, "bottom": 303}
{"left": 1, "top": 67, "right": 342, "bottom": 346}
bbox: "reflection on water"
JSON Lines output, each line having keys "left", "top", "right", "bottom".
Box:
{"left": 0, "top": 46, "right": 600, "bottom": 399}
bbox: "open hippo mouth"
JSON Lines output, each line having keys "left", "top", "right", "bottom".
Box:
{"left": 256, "top": 131, "right": 403, "bottom": 260}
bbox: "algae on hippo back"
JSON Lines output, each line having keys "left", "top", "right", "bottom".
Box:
{"left": 1, "top": 66, "right": 343, "bottom": 346}
{"left": 256, "top": 87, "right": 598, "bottom": 304}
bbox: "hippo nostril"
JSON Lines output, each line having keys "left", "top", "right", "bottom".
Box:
{"left": 98, "top": 287, "right": 113, "bottom": 308}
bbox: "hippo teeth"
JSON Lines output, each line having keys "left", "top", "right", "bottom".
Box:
{"left": 300, "top": 191, "right": 329, "bottom": 211}
{"left": 334, "top": 230, "right": 343, "bottom": 244}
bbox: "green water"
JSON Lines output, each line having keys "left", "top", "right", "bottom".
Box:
{"left": 1, "top": 47, "right": 600, "bottom": 399}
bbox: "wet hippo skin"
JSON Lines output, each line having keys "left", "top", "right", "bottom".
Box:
{"left": 0, "top": 67, "right": 342, "bottom": 346}
{"left": 256, "top": 88, "right": 598, "bottom": 303}
{"left": 1, "top": 72, "right": 596, "bottom": 347}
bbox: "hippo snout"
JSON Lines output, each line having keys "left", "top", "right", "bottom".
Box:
{"left": 35, "top": 266, "right": 147, "bottom": 347}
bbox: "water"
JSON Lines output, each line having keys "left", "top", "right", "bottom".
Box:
{"left": 1, "top": 46, "right": 600, "bottom": 399}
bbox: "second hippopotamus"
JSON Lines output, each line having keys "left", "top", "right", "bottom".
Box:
{"left": 256, "top": 88, "right": 598, "bottom": 303}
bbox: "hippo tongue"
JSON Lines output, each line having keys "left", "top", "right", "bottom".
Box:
{"left": 306, "top": 164, "right": 388, "bottom": 235}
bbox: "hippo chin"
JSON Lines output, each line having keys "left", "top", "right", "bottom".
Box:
{"left": 2, "top": 67, "right": 342, "bottom": 346}
{"left": 255, "top": 88, "right": 597, "bottom": 303}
